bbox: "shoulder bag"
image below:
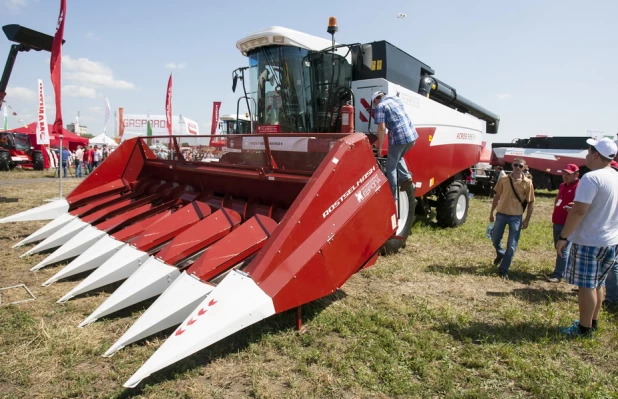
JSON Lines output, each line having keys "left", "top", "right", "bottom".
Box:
{"left": 508, "top": 175, "right": 528, "bottom": 212}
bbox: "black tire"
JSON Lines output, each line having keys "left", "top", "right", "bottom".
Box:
{"left": 436, "top": 181, "right": 469, "bottom": 227}
{"left": 0, "top": 150, "right": 10, "bottom": 172}
{"left": 381, "top": 186, "right": 416, "bottom": 255}
{"left": 32, "top": 151, "right": 44, "bottom": 171}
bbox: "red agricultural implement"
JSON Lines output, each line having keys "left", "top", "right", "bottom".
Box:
{"left": 1, "top": 21, "right": 500, "bottom": 387}
{"left": 0, "top": 131, "right": 45, "bottom": 171}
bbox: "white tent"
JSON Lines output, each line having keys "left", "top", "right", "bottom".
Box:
{"left": 89, "top": 133, "right": 118, "bottom": 148}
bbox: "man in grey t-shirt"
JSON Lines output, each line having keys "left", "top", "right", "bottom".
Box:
{"left": 556, "top": 138, "right": 618, "bottom": 337}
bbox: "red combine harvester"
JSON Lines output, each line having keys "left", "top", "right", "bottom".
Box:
{"left": 491, "top": 136, "right": 618, "bottom": 190}
{"left": 0, "top": 131, "right": 45, "bottom": 171}
{"left": 1, "top": 21, "right": 500, "bottom": 387}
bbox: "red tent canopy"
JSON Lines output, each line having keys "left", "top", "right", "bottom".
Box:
{"left": 11, "top": 122, "right": 88, "bottom": 150}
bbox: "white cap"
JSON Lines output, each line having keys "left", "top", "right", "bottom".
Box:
{"left": 586, "top": 138, "right": 617, "bottom": 160}
{"left": 371, "top": 91, "right": 385, "bottom": 102}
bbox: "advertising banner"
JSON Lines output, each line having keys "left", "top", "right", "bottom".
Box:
{"left": 122, "top": 114, "right": 199, "bottom": 137}
{"left": 36, "top": 79, "right": 50, "bottom": 145}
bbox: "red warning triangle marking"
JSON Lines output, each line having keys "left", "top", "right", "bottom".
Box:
{"left": 175, "top": 327, "right": 185, "bottom": 336}
{"left": 198, "top": 308, "right": 207, "bottom": 316}
{"left": 187, "top": 317, "right": 197, "bottom": 326}
{"left": 208, "top": 299, "right": 218, "bottom": 307}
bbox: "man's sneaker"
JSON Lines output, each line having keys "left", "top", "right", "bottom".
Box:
{"left": 572, "top": 319, "right": 598, "bottom": 332}
{"left": 399, "top": 179, "right": 413, "bottom": 192}
{"left": 547, "top": 277, "right": 561, "bottom": 283}
{"left": 559, "top": 321, "right": 593, "bottom": 337}
{"left": 493, "top": 255, "right": 503, "bottom": 266}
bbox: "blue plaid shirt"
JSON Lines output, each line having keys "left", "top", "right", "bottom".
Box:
{"left": 374, "top": 95, "right": 419, "bottom": 145}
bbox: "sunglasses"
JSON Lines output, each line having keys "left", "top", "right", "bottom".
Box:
{"left": 512, "top": 164, "right": 524, "bottom": 168}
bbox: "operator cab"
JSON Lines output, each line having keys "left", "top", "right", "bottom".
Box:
{"left": 219, "top": 114, "right": 251, "bottom": 135}
{"left": 0, "top": 132, "right": 32, "bottom": 151}
{"left": 235, "top": 26, "right": 499, "bottom": 135}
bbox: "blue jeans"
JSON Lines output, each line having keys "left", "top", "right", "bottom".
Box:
{"left": 386, "top": 141, "right": 415, "bottom": 198}
{"left": 57, "top": 164, "right": 67, "bottom": 178}
{"left": 606, "top": 262, "right": 618, "bottom": 303}
{"left": 491, "top": 212, "right": 522, "bottom": 273}
{"left": 75, "top": 161, "right": 82, "bottom": 178}
{"left": 551, "top": 224, "right": 571, "bottom": 279}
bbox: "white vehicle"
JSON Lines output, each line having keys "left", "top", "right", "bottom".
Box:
{"left": 218, "top": 114, "right": 252, "bottom": 135}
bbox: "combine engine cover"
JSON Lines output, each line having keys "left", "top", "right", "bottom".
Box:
{"left": 353, "top": 78, "right": 484, "bottom": 198}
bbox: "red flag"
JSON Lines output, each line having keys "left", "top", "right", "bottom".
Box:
{"left": 210, "top": 102, "right": 221, "bottom": 135}
{"left": 118, "top": 107, "right": 125, "bottom": 138}
{"left": 166, "top": 73, "right": 172, "bottom": 135}
{"left": 50, "top": 0, "right": 66, "bottom": 136}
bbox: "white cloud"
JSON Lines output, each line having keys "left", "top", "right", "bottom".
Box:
{"left": 17, "top": 112, "right": 33, "bottom": 122}
{"left": 62, "top": 55, "right": 135, "bottom": 89}
{"left": 164, "top": 62, "right": 186, "bottom": 69}
{"left": 496, "top": 93, "right": 512, "bottom": 100}
{"left": 4, "top": 0, "right": 28, "bottom": 12}
{"left": 87, "top": 106, "right": 104, "bottom": 113}
{"left": 85, "top": 32, "right": 99, "bottom": 40}
{"left": 6, "top": 86, "right": 36, "bottom": 101}
{"left": 62, "top": 85, "right": 97, "bottom": 99}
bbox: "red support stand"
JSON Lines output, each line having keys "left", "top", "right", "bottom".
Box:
{"left": 295, "top": 306, "right": 302, "bottom": 331}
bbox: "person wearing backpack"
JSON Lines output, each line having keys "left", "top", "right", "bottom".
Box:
{"left": 489, "top": 157, "right": 536, "bottom": 278}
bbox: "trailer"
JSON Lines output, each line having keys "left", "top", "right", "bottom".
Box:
{"left": 490, "top": 136, "right": 618, "bottom": 190}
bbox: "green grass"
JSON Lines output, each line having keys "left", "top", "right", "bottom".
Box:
{"left": 0, "top": 181, "right": 617, "bottom": 398}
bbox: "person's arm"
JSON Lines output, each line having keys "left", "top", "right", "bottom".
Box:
{"left": 522, "top": 181, "right": 535, "bottom": 229}
{"left": 556, "top": 202, "right": 591, "bottom": 256}
{"left": 556, "top": 175, "right": 596, "bottom": 256}
{"left": 377, "top": 122, "right": 386, "bottom": 155}
{"left": 489, "top": 192, "right": 500, "bottom": 222}
{"left": 489, "top": 177, "right": 503, "bottom": 222}
{"left": 522, "top": 202, "right": 534, "bottom": 229}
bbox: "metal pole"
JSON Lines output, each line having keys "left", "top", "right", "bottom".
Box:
{"left": 59, "top": 135, "right": 63, "bottom": 198}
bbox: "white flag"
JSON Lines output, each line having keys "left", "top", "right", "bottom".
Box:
{"left": 36, "top": 79, "right": 50, "bottom": 145}
{"left": 2, "top": 105, "right": 7, "bottom": 131}
{"left": 104, "top": 97, "right": 111, "bottom": 134}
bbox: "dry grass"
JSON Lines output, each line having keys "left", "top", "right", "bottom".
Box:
{"left": 0, "top": 170, "right": 57, "bottom": 180}
{"left": 0, "top": 176, "right": 617, "bottom": 398}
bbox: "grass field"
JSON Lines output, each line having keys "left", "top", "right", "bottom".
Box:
{"left": 0, "top": 175, "right": 617, "bottom": 399}
{"left": 0, "top": 170, "right": 58, "bottom": 180}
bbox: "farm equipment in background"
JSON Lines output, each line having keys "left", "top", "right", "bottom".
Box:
{"left": 490, "top": 136, "right": 617, "bottom": 190}
{"left": 0, "top": 20, "right": 500, "bottom": 387}
{"left": 0, "top": 131, "right": 44, "bottom": 171}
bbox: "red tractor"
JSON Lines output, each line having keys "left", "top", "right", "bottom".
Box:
{"left": 0, "top": 131, "right": 45, "bottom": 171}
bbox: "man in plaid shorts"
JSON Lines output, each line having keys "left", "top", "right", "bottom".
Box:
{"left": 556, "top": 138, "right": 618, "bottom": 337}
{"left": 372, "top": 91, "right": 419, "bottom": 199}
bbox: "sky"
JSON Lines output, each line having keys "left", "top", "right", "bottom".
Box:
{"left": 1, "top": 0, "right": 617, "bottom": 143}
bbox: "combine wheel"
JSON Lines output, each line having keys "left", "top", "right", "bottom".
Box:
{"left": 32, "top": 151, "right": 44, "bottom": 171}
{"left": 382, "top": 185, "right": 416, "bottom": 255}
{"left": 0, "top": 151, "right": 10, "bottom": 172}
{"left": 436, "top": 181, "right": 469, "bottom": 227}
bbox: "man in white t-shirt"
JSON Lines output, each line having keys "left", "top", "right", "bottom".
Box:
{"left": 93, "top": 146, "right": 103, "bottom": 168}
{"left": 556, "top": 137, "right": 618, "bottom": 337}
{"left": 74, "top": 145, "right": 84, "bottom": 178}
